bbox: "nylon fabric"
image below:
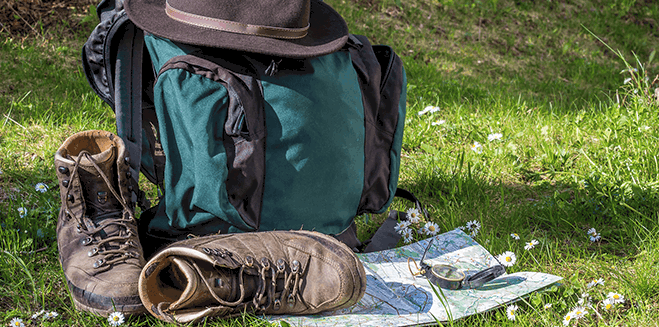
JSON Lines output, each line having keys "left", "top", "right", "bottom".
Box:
{"left": 259, "top": 51, "right": 364, "bottom": 234}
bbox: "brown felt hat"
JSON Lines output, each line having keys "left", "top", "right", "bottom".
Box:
{"left": 125, "top": 0, "right": 349, "bottom": 58}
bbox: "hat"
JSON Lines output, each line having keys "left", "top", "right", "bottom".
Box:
{"left": 124, "top": 0, "right": 349, "bottom": 58}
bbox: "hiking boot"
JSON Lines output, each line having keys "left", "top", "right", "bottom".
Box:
{"left": 54, "top": 130, "right": 146, "bottom": 315}
{"left": 138, "top": 230, "right": 366, "bottom": 323}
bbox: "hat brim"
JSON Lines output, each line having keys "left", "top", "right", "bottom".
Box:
{"left": 125, "top": 0, "right": 349, "bottom": 58}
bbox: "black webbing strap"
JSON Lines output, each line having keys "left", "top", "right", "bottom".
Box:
{"left": 113, "top": 22, "right": 149, "bottom": 210}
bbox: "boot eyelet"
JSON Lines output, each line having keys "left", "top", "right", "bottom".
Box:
{"left": 287, "top": 294, "right": 296, "bottom": 306}
{"left": 81, "top": 237, "right": 93, "bottom": 245}
{"left": 202, "top": 248, "right": 211, "bottom": 254}
{"left": 87, "top": 247, "right": 98, "bottom": 256}
{"left": 67, "top": 194, "right": 75, "bottom": 203}
{"left": 276, "top": 259, "right": 286, "bottom": 271}
{"left": 273, "top": 299, "right": 282, "bottom": 311}
{"left": 291, "top": 260, "right": 300, "bottom": 272}
{"left": 62, "top": 180, "right": 69, "bottom": 187}
{"left": 58, "top": 166, "right": 69, "bottom": 174}
{"left": 245, "top": 256, "right": 254, "bottom": 267}
{"left": 261, "top": 258, "right": 270, "bottom": 268}
{"left": 93, "top": 259, "right": 104, "bottom": 268}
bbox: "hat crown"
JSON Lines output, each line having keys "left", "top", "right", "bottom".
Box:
{"left": 166, "top": 0, "right": 311, "bottom": 31}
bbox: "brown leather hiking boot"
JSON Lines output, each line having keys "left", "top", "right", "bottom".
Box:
{"left": 138, "top": 230, "right": 366, "bottom": 323}
{"left": 54, "top": 130, "right": 146, "bottom": 315}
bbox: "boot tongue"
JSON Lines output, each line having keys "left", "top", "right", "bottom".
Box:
{"left": 72, "top": 145, "right": 122, "bottom": 222}
{"left": 167, "top": 258, "right": 240, "bottom": 311}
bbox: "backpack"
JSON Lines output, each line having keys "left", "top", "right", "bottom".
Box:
{"left": 81, "top": 0, "right": 426, "bottom": 253}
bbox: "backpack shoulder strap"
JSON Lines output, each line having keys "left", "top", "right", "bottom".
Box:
{"left": 82, "top": 0, "right": 151, "bottom": 210}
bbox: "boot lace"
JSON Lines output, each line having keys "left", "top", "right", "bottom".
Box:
{"left": 63, "top": 150, "right": 140, "bottom": 269}
{"left": 191, "top": 252, "right": 303, "bottom": 312}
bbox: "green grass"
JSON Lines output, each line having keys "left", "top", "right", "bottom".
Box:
{"left": 1, "top": 0, "right": 659, "bottom": 325}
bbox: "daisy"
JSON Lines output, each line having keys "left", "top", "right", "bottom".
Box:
{"left": 607, "top": 292, "right": 625, "bottom": 304}
{"left": 465, "top": 220, "right": 481, "bottom": 231}
{"left": 431, "top": 120, "right": 446, "bottom": 126}
{"left": 487, "top": 133, "right": 503, "bottom": 141}
{"left": 496, "top": 251, "right": 516, "bottom": 267}
{"left": 562, "top": 310, "right": 574, "bottom": 326}
{"left": 587, "top": 228, "right": 601, "bottom": 242}
{"left": 586, "top": 278, "right": 604, "bottom": 288}
{"left": 506, "top": 304, "right": 518, "bottom": 321}
{"left": 602, "top": 298, "right": 615, "bottom": 311}
{"left": 108, "top": 311, "right": 125, "bottom": 326}
{"left": 10, "top": 317, "right": 24, "bottom": 327}
{"left": 17, "top": 207, "right": 27, "bottom": 218}
{"left": 471, "top": 141, "right": 483, "bottom": 154}
{"left": 394, "top": 221, "right": 411, "bottom": 234}
{"left": 469, "top": 228, "right": 479, "bottom": 237}
{"left": 31, "top": 310, "right": 45, "bottom": 319}
{"left": 43, "top": 311, "right": 58, "bottom": 319}
{"left": 572, "top": 306, "right": 588, "bottom": 319}
{"left": 524, "top": 239, "right": 539, "bottom": 250}
{"left": 422, "top": 221, "right": 440, "bottom": 236}
{"left": 400, "top": 227, "right": 414, "bottom": 244}
{"left": 510, "top": 233, "right": 520, "bottom": 240}
{"left": 35, "top": 182, "right": 49, "bottom": 193}
{"left": 544, "top": 303, "right": 552, "bottom": 310}
{"left": 406, "top": 208, "right": 422, "bottom": 224}
{"left": 418, "top": 105, "right": 440, "bottom": 116}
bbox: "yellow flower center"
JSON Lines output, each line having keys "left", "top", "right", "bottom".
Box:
{"left": 113, "top": 316, "right": 120, "bottom": 321}
{"left": 505, "top": 256, "right": 512, "bottom": 262}
{"left": 428, "top": 225, "right": 436, "bottom": 231}
{"left": 565, "top": 315, "right": 572, "bottom": 321}
{"left": 605, "top": 303, "right": 613, "bottom": 310}
{"left": 613, "top": 294, "right": 619, "bottom": 299}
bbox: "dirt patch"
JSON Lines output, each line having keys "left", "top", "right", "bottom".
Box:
{"left": 0, "top": 0, "right": 96, "bottom": 37}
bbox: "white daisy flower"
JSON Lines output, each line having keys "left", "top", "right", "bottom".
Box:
{"left": 572, "top": 306, "right": 588, "bottom": 319}
{"left": 469, "top": 228, "right": 479, "bottom": 237}
{"left": 506, "top": 304, "right": 518, "bottom": 321}
{"left": 465, "top": 220, "right": 481, "bottom": 231}
{"left": 496, "top": 251, "right": 516, "bottom": 267}
{"left": 607, "top": 292, "right": 625, "bottom": 304}
{"left": 544, "top": 303, "right": 552, "bottom": 309}
{"left": 510, "top": 233, "right": 520, "bottom": 240}
{"left": 108, "top": 311, "right": 125, "bottom": 326}
{"left": 456, "top": 226, "right": 466, "bottom": 231}
{"left": 17, "top": 207, "right": 27, "bottom": 218}
{"left": 487, "top": 133, "right": 503, "bottom": 141}
{"left": 589, "top": 233, "right": 601, "bottom": 242}
{"left": 586, "top": 278, "right": 604, "bottom": 288}
{"left": 394, "top": 221, "right": 412, "bottom": 234}
{"left": 31, "top": 310, "right": 45, "bottom": 319}
{"left": 35, "top": 182, "right": 49, "bottom": 193}
{"left": 431, "top": 120, "right": 446, "bottom": 126}
{"left": 471, "top": 141, "right": 483, "bottom": 154}
{"left": 400, "top": 227, "right": 414, "bottom": 244}
{"left": 524, "top": 239, "right": 539, "bottom": 250}
{"left": 601, "top": 298, "right": 615, "bottom": 311}
{"left": 406, "top": 208, "right": 422, "bottom": 224}
{"left": 422, "top": 221, "right": 440, "bottom": 236}
{"left": 418, "top": 105, "right": 440, "bottom": 116}
{"left": 43, "top": 311, "right": 58, "bottom": 319}
{"left": 587, "top": 227, "right": 597, "bottom": 236}
{"left": 10, "top": 317, "right": 24, "bottom": 327}
{"left": 562, "top": 310, "right": 574, "bottom": 326}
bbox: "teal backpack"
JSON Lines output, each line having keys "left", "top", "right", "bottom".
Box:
{"left": 82, "top": 0, "right": 424, "bottom": 254}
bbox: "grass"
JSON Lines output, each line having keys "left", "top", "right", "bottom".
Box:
{"left": 1, "top": 0, "right": 659, "bottom": 325}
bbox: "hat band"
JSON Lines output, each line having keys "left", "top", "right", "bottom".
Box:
{"left": 165, "top": 1, "right": 309, "bottom": 40}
